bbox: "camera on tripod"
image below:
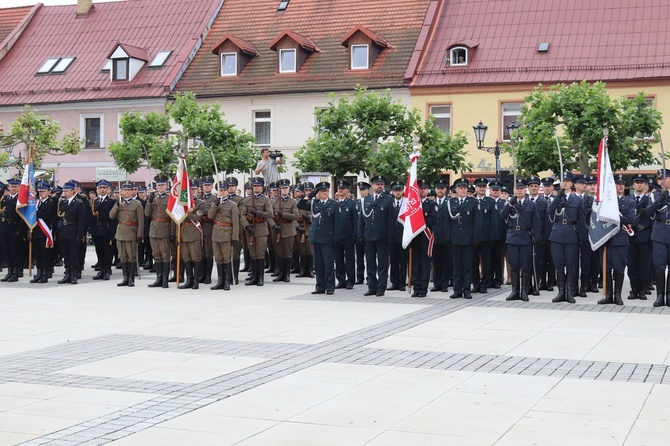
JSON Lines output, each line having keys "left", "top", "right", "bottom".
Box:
{"left": 268, "top": 150, "right": 283, "bottom": 160}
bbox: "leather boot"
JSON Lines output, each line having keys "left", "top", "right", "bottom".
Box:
{"left": 127, "top": 263, "right": 135, "bottom": 287}
{"left": 613, "top": 272, "right": 624, "bottom": 305}
{"left": 92, "top": 267, "right": 105, "bottom": 280}
{"left": 102, "top": 265, "right": 111, "bottom": 280}
{"left": 1, "top": 266, "right": 14, "bottom": 282}
{"left": 57, "top": 268, "right": 71, "bottom": 284}
{"left": 305, "top": 255, "right": 314, "bottom": 278}
{"left": 168, "top": 259, "right": 178, "bottom": 282}
{"left": 284, "top": 258, "right": 291, "bottom": 283}
{"left": 161, "top": 262, "right": 169, "bottom": 288}
{"left": 578, "top": 275, "right": 588, "bottom": 297}
{"left": 148, "top": 262, "right": 163, "bottom": 287}
{"left": 552, "top": 271, "right": 566, "bottom": 302}
{"left": 232, "top": 258, "right": 240, "bottom": 285}
{"left": 245, "top": 258, "right": 258, "bottom": 285}
{"left": 628, "top": 279, "right": 638, "bottom": 300}
{"left": 637, "top": 279, "right": 648, "bottom": 300}
{"left": 546, "top": 269, "right": 555, "bottom": 292}
{"left": 267, "top": 251, "right": 277, "bottom": 274}
{"left": 520, "top": 272, "right": 531, "bottom": 301}
{"left": 40, "top": 267, "right": 49, "bottom": 283}
{"left": 653, "top": 271, "right": 666, "bottom": 307}
{"left": 179, "top": 262, "right": 194, "bottom": 289}
{"left": 240, "top": 250, "right": 251, "bottom": 272}
{"left": 211, "top": 264, "right": 225, "bottom": 290}
{"left": 565, "top": 272, "right": 576, "bottom": 303}
{"left": 30, "top": 268, "right": 42, "bottom": 284}
{"left": 273, "top": 257, "right": 286, "bottom": 282}
{"left": 117, "top": 263, "right": 129, "bottom": 287}
{"left": 296, "top": 255, "right": 309, "bottom": 277}
{"left": 290, "top": 252, "right": 300, "bottom": 274}
{"left": 192, "top": 261, "right": 201, "bottom": 289}
{"left": 505, "top": 271, "right": 520, "bottom": 301}
{"left": 204, "top": 258, "right": 213, "bottom": 284}
{"left": 223, "top": 263, "right": 231, "bottom": 291}
{"left": 597, "top": 271, "right": 614, "bottom": 304}
{"left": 257, "top": 259, "right": 265, "bottom": 286}
{"left": 589, "top": 274, "right": 599, "bottom": 293}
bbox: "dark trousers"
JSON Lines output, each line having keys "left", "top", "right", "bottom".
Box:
{"left": 472, "top": 242, "right": 491, "bottom": 289}
{"left": 452, "top": 244, "right": 473, "bottom": 293}
{"left": 32, "top": 236, "right": 50, "bottom": 270}
{"left": 0, "top": 231, "right": 21, "bottom": 268}
{"left": 606, "top": 243, "right": 628, "bottom": 274}
{"left": 411, "top": 236, "right": 431, "bottom": 293}
{"left": 335, "top": 239, "right": 356, "bottom": 286}
{"left": 432, "top": 243, "right": 450, "bottom": 290}
{"left": 365, "top": 240, "right": 389, "bottom": 293}
{"left": 541, "top": 241, "right": 555, "bottom": 283}
{"left": 356, "top": 240, "right": 365, "bottom": 281}
{"left": 628, "top": 241, "right": 650, "bottom": 281}
{"left": 313, "top": 242, "right": 335, "bottom": 293}
{"left": 507, "top": 243, "right": 532, "bottom": 274}
{"left": 389, "top": 241, "right": 408, "bottom": 287}
{"left": 579, "top": 240, "right": 592, "bottom": 281}
{"left": 61, "top": 237, "right": 80, "bottom": 275}
{"left": 652, "top": 241, "right": 670, "bottom": 273}
{"left": 93, "top": 235, "right": 112, "bottom": 271}
{"left": 490, "top": 239, "right": 505, "bottom": 286}
{"left": 551, "top": 241, "right": 579, "bottom": 273}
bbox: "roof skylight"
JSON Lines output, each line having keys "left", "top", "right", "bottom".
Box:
{"left": 148, "top": 50, "right": 172, "bottom": 68}
{"left": 277, "top": 0, "right": 289, "bottom": 11}
{"left": 51, "top": 57, "right": 76, "bottom": 73}
{"left": 37, "top": 58, "right": 60, "bottom": 74}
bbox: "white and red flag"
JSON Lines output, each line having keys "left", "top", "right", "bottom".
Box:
{"left": 166, "top": 155, "right": 194, "bottom": 225}
{"left": 588, "top": 137, "right": 620, "bottom": 250}
{"left": 398, "top": 151, "right": 426, "bottom": 249}
{"left": 16, "top": 148, "right": 37, "bottom": 230}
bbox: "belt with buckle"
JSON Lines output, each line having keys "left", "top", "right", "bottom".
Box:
{"left": 152, "top": 218, "right": 170, "bottom": 222}
{"left": 118, "top": 221, "right": 138, "bottom": 226}
{"left": 215, "top": 221, "right": 233, "bottom": 227}
{"left": 513, "top": 225, "right": 530, "bottom": 231}
{"left": 560, "top": 219, "right": 577, "bottom": 225}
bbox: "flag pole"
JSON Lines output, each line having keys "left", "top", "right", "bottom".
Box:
{"left": 28, "top": 229, "right": 33, "bottom": 278}
{"left": 176, "top": 224, "right": 181, "bottom": 287}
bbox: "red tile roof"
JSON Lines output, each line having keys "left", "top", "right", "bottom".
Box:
{"left": 341, "top": 25, "right": 392, "bottom": 49}
{"left": 211, "top": 34, "right": 260, "bottom": 56}
{"left": 108, "top": 43, "right": 150, "bottom": 62}
{"left": 176, "top": 0, "right": 433, "bottom": 97}
{"left": 0, "top": 0, "right": 222, "bottom": 106}
{"left": 410, "top": 0, "right": 670, "bottom": 87}
{"left": 0, "top": 5, "right": 32, "bottom": 44}
{"left": 269, "top": 30, "right": 320, "bottom": 52}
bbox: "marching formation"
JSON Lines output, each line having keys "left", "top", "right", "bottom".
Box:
{"left": 0, "top": 167, "right": 669, "bottom": 309}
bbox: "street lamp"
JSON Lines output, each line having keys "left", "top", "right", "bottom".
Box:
{"left": 472, "top": 121, "right": 502, "bottom": 180}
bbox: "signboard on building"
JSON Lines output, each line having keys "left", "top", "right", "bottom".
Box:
{"left": 96, "top": 167, "right": 126, "bottom": 182}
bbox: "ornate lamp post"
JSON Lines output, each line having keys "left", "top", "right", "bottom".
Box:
{"left": 473, "top": 121, "right": 502, "bottom": 180}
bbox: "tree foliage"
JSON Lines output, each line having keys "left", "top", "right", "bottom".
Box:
{"left": 515, "top": 81, "right": 663, "bottom": 175}
{"left": 294, "top": 86, "right": 471, "bottom": 181}
{"left": 109, "top": 92, "right": 256, "bottom": 177}
{"left": 0, "top": 106, "right": 81, "bottom": 174}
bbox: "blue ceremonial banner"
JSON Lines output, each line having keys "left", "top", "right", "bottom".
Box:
{"left": 16, "top": 150, "right": 37, "bottom": 230}
{"left": 588, "top": 137, "right": 620, "bottom": 250}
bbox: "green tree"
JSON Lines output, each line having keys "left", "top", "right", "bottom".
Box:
{"left": 109, "top": 92, "right": 256, "bottom": 177}
{"left": 295, "top": 86, "right": 470, "bottom": 181}
{"left": 0, "top": 106, "right": 81, "bottom": 175}
{"left": 515, "top": 81, "right": 663, "bottom": 175}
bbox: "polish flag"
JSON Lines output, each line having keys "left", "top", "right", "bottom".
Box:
{"left": 398, "top": 152, "right": 426, "bottom": 249}
{"left": 166, "top": 155, "right": 194, "bottom": 225}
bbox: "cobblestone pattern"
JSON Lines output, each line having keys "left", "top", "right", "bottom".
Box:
{"left": 14, "top": 289, "right": 670, "bottom": 445}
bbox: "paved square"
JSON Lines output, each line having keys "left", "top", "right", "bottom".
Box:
{"left": 2, "top": 250, "right": 670, "bottom": 445}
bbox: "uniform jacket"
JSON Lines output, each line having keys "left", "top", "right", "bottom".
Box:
{"left": 208, "top": 198, "right": 240, "bottom": 243}
{"left": 546, "top": 191, "right": 586, "bottom": 244}
{"left": 273, "top": 196, "right": 299, "bottom": 238}
{"left": 180, "top": 200, "right": 206, "bottom": 243}
{"left": 447, "top": 196, "right": 476, "bottom": 245}
{"left": 610, "top": 195, "right": 635, "bottom": 246}
{"left": 390, "top": 197, "right": 406, "bottom": 244}
{"left": 647, "top": 193, "right": 670, "bottom": 244}
{"left": 418, "top": 198, "right": 438, "bottom": 241}
{"left": 631, "top": 193, "right": 652, "bottom": 244}
{"left": 57, "top": 197, "right": 86, "bottom": 240}
{"left": 473, "top": 195, "right": 495, "bottom": 243}
{"left": 337, "top": 197, "right": 358, "bottom": 241}
{"left": 433, "top": 196, "right": 451, "bottom": 245}
{"left": 90, "top": 195, "right": 116, "bottom": 238}
{"left": 144, "top": 193, "right": 174, "bottom": 238}
{"left": 308, "top": 198, "right": 341, "bottom": 244}
{"left": 241, "top": 194, "right": 273, "bottom": 237}
{"left": 500, "top": 198, "right": 541, "bottom": 245}
{"left": 34, "top": 196, "right": 56, "bottom": 238}
{"left": 0, "top": 194, "right": 20, "bottom": 234}
{"left": 489, "top": 197, "right": 507, "bottom": 242}
{"left": 200, "top": 193, "right": 217, "bottom": 237}
{"left": 357, "top": 193, "right": 395, "bottom": 242}
{"left": 528, "top": 195, "right": 547, "bottom": 240}
{"left": 109, "top": 199, "right": 144, "bottom": 241}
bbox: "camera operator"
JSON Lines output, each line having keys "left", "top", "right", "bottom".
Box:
{"left": 254, "top": 148, "right": 284, "bottom": 185}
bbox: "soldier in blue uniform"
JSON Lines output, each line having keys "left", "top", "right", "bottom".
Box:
{"left": 526, "top": 175, "right": 545, "bottom": 295}
{"left": 501, "top": 179, "right": 542, "bottom": 301}
{"left": 585, "top": 175, "right": 602, "bottom": 292}
{"left": 431, "top": 179, "right": 451, "bottom": 292}
{"left": 448, "top": 178, "right": 477, "bottom": 299}
{"left": 647, "top": 171, "right": 670, "bottom": 307}
{"left": 0, "top": 178, "right": 23, "bottom": 282}
{"left": 357, "top": 176, "right": 395, "bottom": 296}
{"left": 411, "top": 180, "right": 438, "bottom": 297}
{"left": 388, "top": 181, "right": 408, "bottom": 291}
{"left": 539, "top": 177, "right": 556, "bottom": 291}
{"left": 30, "top": 180, "right": 56, "bottom": 284}
{"left": 471, "top": 178, "right": 495, "bottom": 293}
{"left": 56, "top": 181, "right": 87, "bottom": 285}
{"left": 355, "top": 181, "right": 370, "bottom": 285}
{"left": 546, "top": 173, "right": 586, "bottom": 303}
{"left": 628, "top": 173, "right": 652, "bottom": 300}
{"left": 334, "top": 180, "right": 358, "bottom": 289}
{"left": 308, "top": 182, "right": 340, "bottom": 295}
{"left": 598, "top": 174, "right": 635, "bottom": 305}
{"left": 90, "top": 179, "right": 116, "bottom": 281}
{"left": 570, "top": 175, "right": 592, "bottom": 297}
{"left": 488, "top": 181, "right": 506, "bottom": 289}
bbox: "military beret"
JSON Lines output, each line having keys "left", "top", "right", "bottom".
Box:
{"left": 614, "top": 174, "right": 627, "bottom": 185}
{"left": 390, "top": 181, "right": 405, "bottom": 190}
{"left": 336, "top": 180, "right": 350, "bottom": 189}
{"left": 315, "top": 181, "right": 330, "bottom": 192}
{"left": 632, "top": 173, "right": 648, "bottom": 183}
{"left": 154, "top": 175, "right": 168, "bottom": 184}
{"left": 357, "top": 181, "right": 371, "bottom": 190}
{"left": 417, "top": 179, "right": 431, "bottom": 188}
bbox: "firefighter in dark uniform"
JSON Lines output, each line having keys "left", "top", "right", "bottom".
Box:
{"left": 209, "top": 180, "right": 239, "bottom": 290}
{"left": 272, "top": 178, "right": 299, "bottom": 283}
{"left": 334, "top": 180, "right": 357, "bottom": 289}
{"left": 648, "top": 172, "right": 670, "bottom": 307}
{"left": 488, "top": 181, "right": 506, "bottom": 289}
{"left": 70, "top": 180, "right": 89, "bottom": 279}
{"left": 628, "top": 173, "right": 652, "bottom": 300}
{"left": 573, "top": 175, "right": 593, "bottom": 297}
{"left": 90, "top": 179, "right": 116, "bottom": 281}
{"left": 585, "top": 175, "right": 602, "bottom": 292}
{"left": 501, "top": 179, "right": 542, "bottom": 301}
{"left": 30, "top": 180, "right": 56, "bottom": 283}
{"left": 539, "top": 177, "right": 556, "bottom": 291}
{"left": 309, "top": 182, "right": 340, "bottom": 295}
{"left": 0, "top": 178, "right": 23, "bottom": 282}
{"left": 546, "top": 173, "right": 586, "bottom": 303}
{"left": 388, "top": 181, "right": 408, "bottom": 291}
{"left": 355, "top": 181, "right": 371, "bottom": 284}
{"left": 598, "top": 174, "right": 635, "bottom": 305}
{"left": 357, "top": 176, "right": 395, "bottom": 297}
{"left": 411, "top": 180, "right": 438, "bottom": 297}
{"left": 240, "top": 177, "right": 275, "bottom": 286}
{"left": 448, "top": 178, "right": 477, "bottom": 299}
{"left": 471, "top": 178, "right": 495, "bottom": 293}
{"left": 431, "top": 179, "right": 451, "bottom": 292}
{"left": 526, "top": 175, "right": 545, "bottom": 295}
{"left": 56, "top": 181, "right": 87, "bottom": 285}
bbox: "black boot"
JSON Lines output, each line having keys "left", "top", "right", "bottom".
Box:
{"left": 505, "top": 271, "right": 520, "bottom": 301}
{"left": 296, "top": 254, "right": 309, "bottom": 277}
{"left": 565, "top": 272, "right": 576, "bottom": 303}
{"left": 222, "top": 263, "right": 231, "bottom": 290}
{"left": 546, "top": 270, "right": 555, "bottom": 292}
{"left": 169, "top": 259, "right": 178, "bottom": 282}
{"left": 196, "top": 260, "right": 205, "bottom": 284}
{"left": 552, "top": 271, "right": 566, "bottom": 303}
{"left": 148, "top": 262, "right": 163, "bottom": 287}
{"left": 653, "top": 272, "right": 665, "bottom": 307}
{"left": 160, "top": 262, "right": 169, "bottom": 288}
{"left": 30, "top": 268, "right": 42, "bottom": 284}
{"left": 232, "top": 258, "right": 240, "bottom": 285}
{"left": 117, "top": 263, "right": 129, "bottom": 287}
{"left": 211, "top": 263, "right": 225, "bottom": 290}
{"left": 304, "top": 255, "right": 314, "bottom": 278}
{"left": 179, "top": 262, "right": 194, "bottom": 289}
{"left": 284, "top": 258, "right": 291, "bottom": 283}
{"left": 598, "top": 271, "right": 614, "bottom": 304}
{"left": 578, "top": 275, "right": 588, "bottom": 297}
{"left": 204, "top": 259, "right": 213, "bottom": 284}
{"left": 520, "top": 272, "right": 531, "bottom": 302}
{"left": 628, "top": 279, "right": 638, "bottom": 300}
{"left": 589, "top": 274, "right": 599, "bottom": 293}
{"left": 57, "top": 269, "right": 71, "bottom": 284}
{"left": 128, "top": 262, "right": 136, "bottom": 287}
{"left": 40, "top": 267, "right": 49, "bottom": 283}
{"left": 637, "top": 279, "right": 648, "bottom": 300}
{"left": 613, "top": 272, "right": 624, "bottom": 306}
{"left": 192, "top": 261, "right": 201, "bottom": 289}
{"left": 290, "top": 252, "right": 300, "bottom": 274}
{"left": 257, "top": 259, "right": 265, "bottom": 286}
{"left": 245, "top": 258, "right": 258, "bottom": 285}
{"left": 1, "top": 266, "right": 14, "bottom": 282}
{"left": 273, "top": 257, "right": 286, "bottom": 282}
{"left": 267, "top": 251, "right": 276, "bottom": 274}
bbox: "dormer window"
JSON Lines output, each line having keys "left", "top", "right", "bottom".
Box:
{"left": 211, "top": 34, "right": 259, "bottom": 77}
{"left": 106, "top": 43, "right": 149, "bottom": 82}
{"left": 279, "top": 49, "right": 296, "bottom": 73}
{"left": 113, "top": 58, "right": 129, "bottom": 81}
{"left": 340, "top": 26, "right": 391, "bottom": 71}
{"left": 450, "top": 47, "right": 467, "bottom": 66}
{"left": 447, "top": 41, "right": 478, "bottom": 67}
{"left": 351, "top": 45, "right": 369, "bottom": 70}
{"left": 221, "top": 53, "right": 237, "bottom": 76}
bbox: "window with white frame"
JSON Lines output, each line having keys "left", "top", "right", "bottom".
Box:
{"left": 429, "top": 105, "right": 451, "bottom": 133}
{"left": 450, "top": 47, "right": 468, "bottom": 66}
{"left": 80, "top": 113, "right": 104, "bottom": 149}
{"left": 351, "top": 44, "right": 369, "bottom": 70}
{"left": 253, "top": 110, "right": 271, "bottom": 147}
{"left": 501, "top": 102, "right": 523, "bottom": 141}
{"left": 279, "top": 48, "right": 296, "bottom": 73}
{"left": 113, "top": 58, "right": 129, "bottom": 81}
{"left": 220, "top": 52, "right": 237, "bottom": 76}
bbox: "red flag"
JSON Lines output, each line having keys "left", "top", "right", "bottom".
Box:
{"left": 166, "top": 155, "right": 194, "bottom": 224}
{"left": 398, "top": 152, "right": 426, "bottom": 249}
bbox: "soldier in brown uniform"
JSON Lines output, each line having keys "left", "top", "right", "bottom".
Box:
{"left": 266, "top": 182, "right": 280, "bottom": 277}
{"left": 240, "top": 177, "right": 274, "bottom": 286}
{"left": 272, "top": 178, "right": 299, "bottom": 282}
{"left": 109, "top": 182, "right": 144, "bottom": 287}
{"left": 179, "top": 180, "right": 207, "bottom": 289}
{"left": 226, "top": 177, "right": 243, "bottom": 284}
{"left": 145, "top": 175, "right": 174, "bottom": 288}
{"left": 296, "top": 182, "right": 315, "bottom": 278}
{"left": 199, "top": 176, "right": 217, "bottom": 284}
{"left": 208, "top": 180, "right": 239, "bottom": 290}
{"left": 240, "top": 181, "right": 253, "bottom": 274}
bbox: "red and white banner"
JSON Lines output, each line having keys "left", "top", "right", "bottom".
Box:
{"left": 398, "top": 152, "right": 426, "bottom": 249}
{"left": 588, "top": 137, "right": 621, "bottom": 250}
{"left": 166, "top": 155, "right": 194, "bottom": 225}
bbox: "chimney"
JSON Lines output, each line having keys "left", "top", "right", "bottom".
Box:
{"left": 76, "top": 0, "right": 93, "bottom": 15}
